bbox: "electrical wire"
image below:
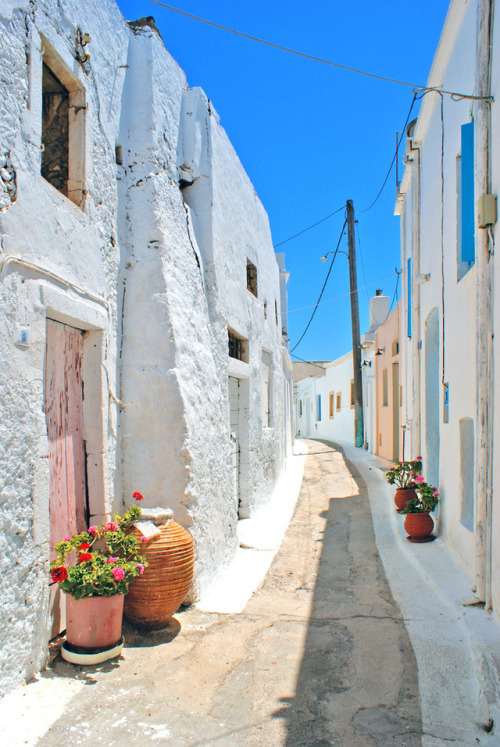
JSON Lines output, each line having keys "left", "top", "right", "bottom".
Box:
{"left": 355, "top": 220, "right": 370, "bottom": 301}
{"left": 146, "top": 1, "right": 427, "bottom": 89}
{"left": 290, "top": 220, "right": 347, "bottom": 352}
{"left": 290, "top": 354, "right": 327, "bottom": 369}
{"left": 360, "top": 94, "right": 417, "bottom": 212}
{"left": 287, "top": 271, "right": 395, "bottom": 314}
{"left": 145, "top": 2, "right": 492, "bottom": 100}
{"left": 273, "top": 205, "right": 345, "bottom": 248}
{"left": 389, "top": 268, "right": 401, "bottom": 313}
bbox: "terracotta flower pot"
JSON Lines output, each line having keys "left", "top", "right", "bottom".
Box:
{"left": 403, "top": 511, "right": 434, "bottom": 541}
{"left": 124, "top": 518, "right": 194, "bottom": 629}
{"left": 65, "top": 593, "right": 124, "bottom": 650}
{"left": 394, "top": 487, "right": 417, "bottom": 512}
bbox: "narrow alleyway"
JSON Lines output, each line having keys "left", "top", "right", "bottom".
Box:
{"left": 14, "top": 440, "right": 421, "bottom": 746}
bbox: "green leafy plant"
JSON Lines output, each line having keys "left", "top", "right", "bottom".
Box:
{"left": 385, "top": 457, "right": 422, "bottom": 489}
{"left": 50, "top": 504, "right": 148, "bottom": 600}
{"left": 400, "top": 482, "right": 439, "bottom": 514}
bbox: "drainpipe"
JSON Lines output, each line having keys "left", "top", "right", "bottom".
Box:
{"left": 411, "top": 142, "right": 422, "bottom": 461}
{"left": 402, "top": 134, "right": 422, "bottom": 459}
{"left": 474, "top": 0, "right": 494, "bottom": 608}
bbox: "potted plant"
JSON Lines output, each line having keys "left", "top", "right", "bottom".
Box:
{"left": 400, "top": 482, "right": 439, "bottom": 542}
{"left": 385, "top": 457, "right": 423, "bottom": 512}
{"left": 50, "top": 504, "right": 148, "bottom": 664}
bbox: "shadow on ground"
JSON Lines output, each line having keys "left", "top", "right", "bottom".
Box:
{"left": 274, "top": 439, "right": 423, "bottom": 746}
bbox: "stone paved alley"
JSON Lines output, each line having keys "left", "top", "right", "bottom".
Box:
{"left": 2, "top": 440, "right": 500, "bottom": 746}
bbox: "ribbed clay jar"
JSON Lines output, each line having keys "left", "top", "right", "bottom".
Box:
{"left": 124, "top": 508, "right": 195, "bottom": 629}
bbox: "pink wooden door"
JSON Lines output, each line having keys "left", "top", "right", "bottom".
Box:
{"left": 45, "top": 320, "right": 87, "bottom": 637}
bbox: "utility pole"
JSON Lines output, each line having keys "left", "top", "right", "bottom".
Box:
{"left": 346, "top": 199, "right": 364, "bottom": 448}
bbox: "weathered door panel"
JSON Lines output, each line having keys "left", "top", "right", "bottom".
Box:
{"left": 45, "top": 320, "right": 87, "bottom": 637}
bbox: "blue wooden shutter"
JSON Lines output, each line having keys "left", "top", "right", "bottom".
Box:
{"left": 407, "top": 257, "right": 412, "bottom": 338}
{"left": 461, "top": 121, "right": 475, "bottom": 264}
{"left": 317, "top": 394, "right": 321, "bottom": 421}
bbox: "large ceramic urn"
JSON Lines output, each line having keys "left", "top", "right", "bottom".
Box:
{"left": 124, "top": 508, "right": 195, "bottom": 629}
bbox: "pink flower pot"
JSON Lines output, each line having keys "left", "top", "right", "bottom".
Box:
{"left": 65, "top": 593, "right": 124, "bottom": 650}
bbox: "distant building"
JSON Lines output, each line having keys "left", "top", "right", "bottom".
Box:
{"left": 360, "top": 292, "right": 391, "bottom": 454}
{"left": 373, "top": 304, "right": 401, "bottom": 463}
{"left": 294, "top": 353, "right": 355, "bottom": 445}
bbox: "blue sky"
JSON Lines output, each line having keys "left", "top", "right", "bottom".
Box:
{"left": 116, "top": 0, "right": 450, "bottom": 361}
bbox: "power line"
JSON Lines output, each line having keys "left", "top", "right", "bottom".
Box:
{"left": 273, "top": 205, "right": 345, "bottom": 248}
{"left": 146, "top": 2, "right": 492, "bottom": 101}
{"left": 290, "top": 219, "right": 347, "bottom": 353}
{"left": 146, "top": 1, "right": 426, "bottom": 90}
{"left": 360, "top": 94, "right": 417, "bottom": 212}
{"left": 389, "top": 269, "right": 401, "bottom": 312}
{"left": 290, "top": 354, "right": 327, "bottom": 370}
{"left": 287, "top": 271, "right": 395, "bottom": 314}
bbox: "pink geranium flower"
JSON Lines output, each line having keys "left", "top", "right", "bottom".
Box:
{"left": 106, "top": 557, "right": 118, "bottom": 564}
{"left": 104, "top": 521, "right": 119, "bottom": 532}
{"left": 415, "top": 475, "right": 425, "bottom": 484}
{"left": 112, "top": 567, "right": 125, "bottom": 581}
{"left": 136, "top": 563, "right": 145, "bottom": 575}
{"left": 140, "top": 536, "right": 148, "bottom": 543}
{"left": 416, "top": 456, "right": 422, "bottom": 461}
{"left": 88, "top": 526, "right": 98, "bottom": 536}
{"left": 64, "top": 535, "right": 72, "bottom": 541}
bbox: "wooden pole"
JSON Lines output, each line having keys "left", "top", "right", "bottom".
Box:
{"left": 346, "top": 199, "right": 364, "bottom": 447}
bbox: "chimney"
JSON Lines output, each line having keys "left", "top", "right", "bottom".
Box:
{"left": 367, "top": 293, "right": 390, "bottom": 333}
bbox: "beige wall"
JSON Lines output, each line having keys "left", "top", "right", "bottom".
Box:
{"left": 375, "top": 305, "right": 402, "bottom": 462}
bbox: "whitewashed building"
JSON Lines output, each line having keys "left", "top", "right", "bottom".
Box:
{"left": 360, "top": 292, "right": 391, "bottom": 454}
{"left": 0, "top": 0, "right": 291, "bottom": 696}
{"left": 294, "top": 353, "right": 355, "bottom": 445}
{"left": 396, "top": 0, "right": 500, "bottom": 618}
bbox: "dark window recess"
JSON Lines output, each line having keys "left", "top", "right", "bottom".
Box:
{"left": 229, "top": 332, "right": 242, "bottom": 360}
{"left": 275, "top": 300, "right": 278, "bottom": 325}
{"left": 228, "top": 328, "right": 249, "bottom": 362}
{"left": 115, "top": 145, "right": 123, "bottom": 165}
{"left": 42, "top": 62, "right": 69, "bottom": 196}
{"left": 247, "top": 260, "right": 258, "bottom": 297}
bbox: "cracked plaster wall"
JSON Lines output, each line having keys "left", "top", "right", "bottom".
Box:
{"left": 0, "top": 0, "right": 290, "bottom": 695}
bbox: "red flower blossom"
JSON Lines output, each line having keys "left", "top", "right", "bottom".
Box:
{"left": 79, "top": 543, "right": 91, "bottom": 550}
{"left": 51, "top": 566, "right": 68, "bottom": 583}
{"left": 78, "top": 552, "right": 93, "bottom": 564}
{"left": 133, "top": 492, "right": 144, "bottom": 501}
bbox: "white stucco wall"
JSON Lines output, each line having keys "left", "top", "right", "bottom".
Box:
{"left": 295, "top": 352, "right": 355, "bottom": 445}
{"left": 395, "top": 0, "right": 489, "bottom": 597}
{"left": 0, "top": 0, "right": 129, "bottom": 696}
{"left": 0, "top": 0, "right": 291, "bottom": 696}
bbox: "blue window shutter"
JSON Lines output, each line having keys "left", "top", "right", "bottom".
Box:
{"left": 407, "top": 257, "right": 412, "bottom": 338}
{"left": 461, "top": 121, "right": 475, "bottom": 264}
{"left": 317, "top": 395, "right": 321, "bottom": 421}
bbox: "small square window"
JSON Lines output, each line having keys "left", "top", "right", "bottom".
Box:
{"left": 336, "top": 393, "right": 341, "bottom": 412}
{"left": 247, "top": 260, "right": 258, "bottom": 297}
{"left": 228, "top": 327, "right": 248, "bottom": 362}
{"left": 329, "top": 392, "right": 334, "bottom": 418}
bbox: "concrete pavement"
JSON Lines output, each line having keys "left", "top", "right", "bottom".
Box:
{"left": 2, "top": 439, "right": 500, "bottom": 745}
